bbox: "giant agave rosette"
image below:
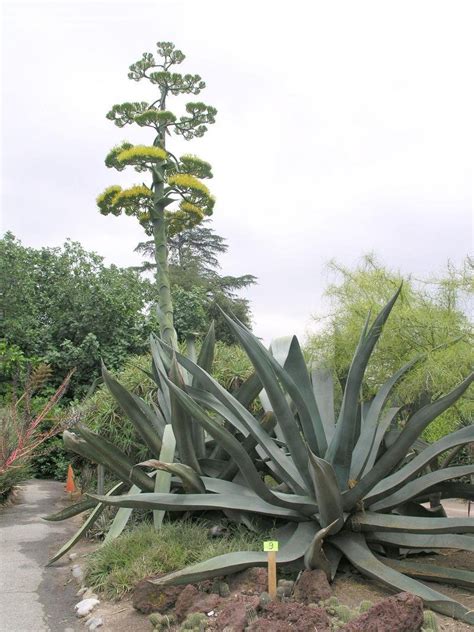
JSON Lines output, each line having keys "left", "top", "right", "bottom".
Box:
{"left": 50, "top": 290, "right": 473, "bottom": 623}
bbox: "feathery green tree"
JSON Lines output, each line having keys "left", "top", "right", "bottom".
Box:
{"left": 97, "top": 42, "right": 217, "bottom": 347}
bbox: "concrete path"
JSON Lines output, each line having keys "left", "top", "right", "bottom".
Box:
{"left": 0, "top": 480, "right": 82, "bottom": 632}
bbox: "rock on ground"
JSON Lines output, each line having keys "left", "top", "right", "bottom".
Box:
{"left": 293, "top": 569, "right": 332, "bottom": 604}
{"left": 341, "top": 591, "right": 424, "bottom": 632}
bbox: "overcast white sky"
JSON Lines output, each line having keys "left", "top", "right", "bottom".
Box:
{"left": 1, "top": 0, "right": 472, "bottom": 341}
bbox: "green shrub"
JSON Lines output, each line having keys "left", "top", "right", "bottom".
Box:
{"left": 0, "top": 464, "right": 30, "bottom": 501}
{"left": 30, "top": 436, "right": 70, "bottom": 480}
{"left": 85, "top": 521, "right": 262, "bottom": 599}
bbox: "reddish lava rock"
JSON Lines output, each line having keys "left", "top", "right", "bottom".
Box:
{"left": 293, "top": 569, "right": 332, "bottom": 604}
{"left": 212, "top": 595, "right": 260, "bottom": 631}
{"left": 342, "top": 592, "right": 424, "bottom": 632}
{"left": 174, "top": 584, "right": 222, "bottom": 621}
{"left": 248, "top": 601, "right": 331, "bottom": 631}
{"left": 227, "top": 567, "right": 268, "bottom": 595}
{"left": 132, "top": 577, "right": 184, "bottom": 614}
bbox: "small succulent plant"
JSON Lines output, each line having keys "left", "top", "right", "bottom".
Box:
{"left": 422, "top": 610, "right": 439, "bottom": 632}
{"left": 148, "top": 612, "right": 176, "bottom": 631}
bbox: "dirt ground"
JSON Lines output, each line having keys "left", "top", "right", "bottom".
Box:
{"left": 67, "top": 544, "right": 473, "bottom": 631}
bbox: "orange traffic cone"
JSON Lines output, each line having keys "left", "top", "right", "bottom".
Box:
{"left": 65, "top": 464, "right": 77, "bottom": 496}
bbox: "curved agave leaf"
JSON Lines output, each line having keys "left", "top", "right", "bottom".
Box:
{"left": 103, "top": 483, "right": 141, "bottom": 544}
{"left": 88, "top": 491, "right": 306, "bottom": 519}
{"left": 192, "top": 385, "right": 301, "bottom": 484}
{"left": 307, "top": 452, "right": 344, "bottom": 531}
{"left": 233, "top": 372, "right": 262, "bottom": 408}
{"left": 192, "top": 323, "right": 216, "bottom": 457}
{"left": 158, "top": 342, "right": 307, "bottom": 494}
{"left": 149, "top": 334, "right": 172, "bottom": 419}
{"left": 271, "top": 336, "right": 327, "bottom": 455}
{"left": 365, "top": 424, "right": 474, "bottom": 506}
{"left": 311, "top": 368, "right": 336, "bottom": 445}
{"left": 304, "top": 519, "right": 338, "bottom": 579}
{"left": 63, "top": 430, "right": 152, "bottom": 492}
{"left": 102, "top": 363, "right": 164, "bottom": 456}
{"left": 186, "top": 322, "right": 215, "bottom": 458}
{"left": 331, "top": 532, "right": 474, "bottom": 624}
{"left": 201, "top": 476, "right": 317, "bottom": 510}
{"left": 351, "top": 511, "right": 474, "bottom": 534}
{"left": 73, "top": 425, "right": 154, "bottom": 492}
{"left": 150, "top": 522, "right": 317, "bottom": 586}
{"left": 196, "top": 321, "right": 215, "bottom": 374}
{"left": 365, "top": 531, "right": 474, "bottom": 553}
{"left": 343, "top": 372, "right": 474, "bottom": 510}
{"left": 350, "top": 357, "right": 419, "bottom": 479}
{"left": 159, "top": 369, "right": 315, "bottom": 514}
{"left": 370, "top": 464, "right": 474, "bottom": 512}
{"left": 168, "top": 359, "right": 201, "bottom": 473}
{"left": 152, "top": 424, "right": 176, "bottom": 529}
{"left": 395, "top": 501, "right": 447, "bottom": 518}
{"left": 219, "top": 411, "right": 276, "bottom": 481}
{"left": 326, "top": 287, "right": 402, "bottom": 488}
{"left": 358, "top": 407, "right": 401, "bottom": 478}
{"left": 413, "top": 482, "right": 474, "bottom": 502}
{"left": 378, "top": 556, "right": 474, "bottom": 590}
{"left": 139, "top": 460, "right": 205, "bottom": 494}
{"left": 186, "top": 386, "right": 249, "bottom": 436}
{"left": 219, "top": 313, "right": 312, "bottom": 488}
{"left": 325, "top": 542, "right": 343, "bottom": 581}
{"left": 46, "top": 482, "right": 124, "bottom": 566}
{"left": 43, "top": 498, "right": 97, "bottom": 521}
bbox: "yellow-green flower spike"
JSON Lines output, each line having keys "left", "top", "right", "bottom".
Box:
{"left": 167, "top": 173, "right": 210, "bottom": 196}
{"left": 96, "top": 185, "right": 122, "bottom": 215}
{"left": 110, "top": 185, "right": 153, "bottom": 216}
{"left": 105, "top": 142, "right": 134, "bottom": 170}
{"left": 179, "top": 201, "right": 205, "bottom": 219}
{"left": 117, "top": 145, "right": 167, "bottom": 164}
{"left": 112, "top": 184, "right": 153, "bottom": 205}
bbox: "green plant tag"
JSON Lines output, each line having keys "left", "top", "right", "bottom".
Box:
{"left": 263, "top": 540, "right": 279, "bottom": 552}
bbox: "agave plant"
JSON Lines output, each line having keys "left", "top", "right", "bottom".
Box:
{"left": 49, "top": 290, "right": 473, "bottom": 623}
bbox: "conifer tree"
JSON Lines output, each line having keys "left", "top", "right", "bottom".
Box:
{"left": 96, "top": 42, "right": 217, "bottom": 347}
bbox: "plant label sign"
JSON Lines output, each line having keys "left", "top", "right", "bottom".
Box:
{"left": 264, "top": 541, "right": 278, "bottom": 599}
{"left": 263, "top": 540, "right": 279, "bottom": 552}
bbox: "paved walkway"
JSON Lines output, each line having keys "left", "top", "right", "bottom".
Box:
{"left": 0, "top": 480, "right": 82, "bottom": 632}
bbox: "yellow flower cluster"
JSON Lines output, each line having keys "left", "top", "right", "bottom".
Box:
{"left": 96, "top": 185, "right": 122, "bottom": 215}
{"left": 113, "top": 184, "right": 153, "bottom": 201}
{"left": 117, "top": 145, "right": 167, "bottom": 163}
{"left": 167, "top": 173, "right": 210, "bottom": 196}
{"left": 96, "top": 185, "right": 122, "bottom": 206}
{"left": 96, "top": 184, "right": 153, "bottom": 217}
{"left": 180, "top": 201, "right": 205, "bottom": 220}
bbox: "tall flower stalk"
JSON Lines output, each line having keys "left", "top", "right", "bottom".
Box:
{"left": 97, "top": 42, "right": 217, "bottom": 347}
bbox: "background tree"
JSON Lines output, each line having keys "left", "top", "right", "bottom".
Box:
{"left": 97, "top": 42, "right": 217, "bottom": 347}
{"left": 0, "top": 233, "right": 152, "bottom": 397}
{"left": 305, "top": 254, "right": 473, "bottom": 440}
{"left": 136, "top": 220, "right": 256, "bottom": 342}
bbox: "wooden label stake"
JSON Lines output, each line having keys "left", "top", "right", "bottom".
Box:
{"left": 263, "top": 540, "right": 278, "bottom": 599}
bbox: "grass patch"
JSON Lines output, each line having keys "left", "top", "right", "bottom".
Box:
{"left": 85, "top": 520, "right": 264, "bottom": 599}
